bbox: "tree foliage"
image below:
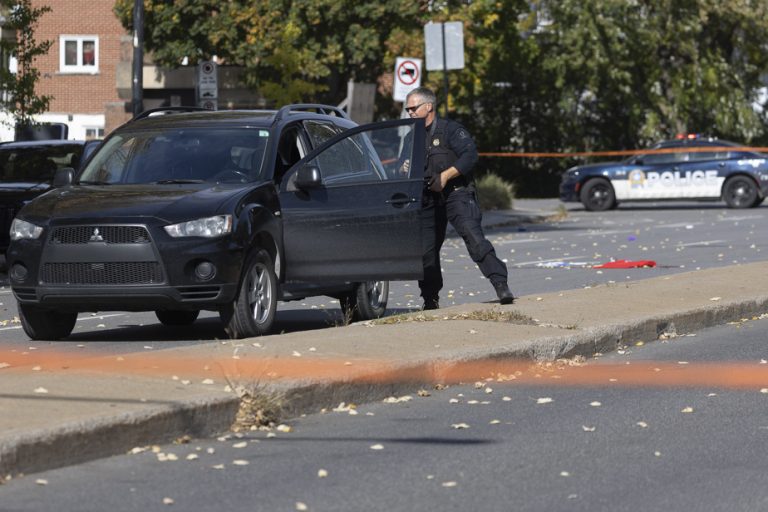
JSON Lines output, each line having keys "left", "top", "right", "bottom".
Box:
{"left": 115, "top": 0, "right": 768, "bottom": 195}
{"left": 0, "top": 0, "right": 52, "bottom": 128}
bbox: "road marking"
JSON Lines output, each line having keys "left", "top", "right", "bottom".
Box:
{"left": 675, "top": 240, "right": 727, "bottom": 247}
{"left": 513, "top": 256, "right": 589, "bottom": 267}
{"left": 494, "top": 238, "right": 550, "bottom": 245}
{"left": 575, "top": 230, "right": 634, "bottom": 237}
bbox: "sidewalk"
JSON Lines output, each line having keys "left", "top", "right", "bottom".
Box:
{"left": 3, "top": 250, "right": 768, "bottom": 478}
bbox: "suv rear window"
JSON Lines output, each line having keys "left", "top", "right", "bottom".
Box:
{"left": 81, "top": 127, "right": 270, "bottom": 184}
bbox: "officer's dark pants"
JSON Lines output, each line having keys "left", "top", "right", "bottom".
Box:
{"left": 419, "top": 187, "right": 509, "bottom": 301}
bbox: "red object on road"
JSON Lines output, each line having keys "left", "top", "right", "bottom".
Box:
{"left": 593, "top": 259, "right": 657, "bottom": 269}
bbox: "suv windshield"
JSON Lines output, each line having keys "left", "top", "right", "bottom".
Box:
{"left": 80, "top": 127, "right": 270, "bottom": 184}
{"left": 0, "top": 144, "right": 83, "bottom": 183}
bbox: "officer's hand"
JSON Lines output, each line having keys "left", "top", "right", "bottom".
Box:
{"left": 429, "top": 172, "right": 447, "bottom": 192}
{"left": 399, "top": 159, "right": 411, "bottom": 177}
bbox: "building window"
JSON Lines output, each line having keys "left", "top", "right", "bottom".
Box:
{"left": 60, "top": 36, "right": 98, "bottom": 73}
{"left": 85, "top": 127, "right": 105, "bottom": 141}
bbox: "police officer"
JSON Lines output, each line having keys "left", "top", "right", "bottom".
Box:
{"left": 404, "top": 87, "right": 514, "bottom": 310}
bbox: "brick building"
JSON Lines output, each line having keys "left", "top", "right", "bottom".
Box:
{"left": 0, "top": 0, "right": 131, "bottom": 141}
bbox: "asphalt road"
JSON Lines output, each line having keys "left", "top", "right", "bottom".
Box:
{"left": 0, "top": 199, "right": 765, "bottom": 351}
{"left": 3, "top": 311, "right": 768, "bottom": 511}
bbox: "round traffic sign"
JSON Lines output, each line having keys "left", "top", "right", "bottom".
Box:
{"left": 397, "top": 60, "right": 420, "bottom": 86}
{"left": 202, "top": 62, "right": 215, "bottom": 75}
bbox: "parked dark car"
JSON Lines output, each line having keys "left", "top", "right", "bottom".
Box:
{"left": 7, "top": 105, "right": 425, "bottom": 340}
{"left": 0, "top": 139, "right": 100, "bottom": 253}
{"left": 559, "top": 136, "right": 768, "bottom": 211}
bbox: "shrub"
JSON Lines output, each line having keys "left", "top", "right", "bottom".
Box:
{"left": 475, "top": 173, "right": 514, "bottom": 210}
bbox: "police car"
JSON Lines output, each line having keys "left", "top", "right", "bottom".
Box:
{"left": 559, "top": 135, "right": 768, "bottom": 211}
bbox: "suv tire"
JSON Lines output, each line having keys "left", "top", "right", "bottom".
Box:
{"left": 155, "top": 310, "right": 200, "bottom": 326}
{"left": 340, "top": 281, "right": 389, "bottom": 322}
{"left": 19, "top": 304, "right": 77, "bottom": 340}
{"left": 220, "top": 249, "right": 277, "bottom": 339}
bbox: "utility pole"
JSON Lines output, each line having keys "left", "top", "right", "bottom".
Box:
{"left": 131, "top": 0, "right": 144, "bottom": 118}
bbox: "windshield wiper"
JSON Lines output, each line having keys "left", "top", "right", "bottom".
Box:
{"left": 77, "top": 180, "right": 112, "bottom": 185}
{"left": 153, "top": 179, "right": 205, "bottom": 184}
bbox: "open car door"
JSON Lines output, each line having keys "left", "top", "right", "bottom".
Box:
{"left": 279, "top": 118, "right": 425, "bottom": 282}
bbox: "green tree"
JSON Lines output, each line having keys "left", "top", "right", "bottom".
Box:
{"left": 0, "top": 0, "right": 53, "bottom": 128}
{"left": 113, "top": 0, "right": 427, "bottom": 106}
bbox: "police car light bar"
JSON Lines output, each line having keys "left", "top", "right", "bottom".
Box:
{"left": 675, "top": 133, "right": 699, "bottom": 140}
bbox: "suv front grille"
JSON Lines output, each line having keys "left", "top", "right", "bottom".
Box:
{"left": 42, "top": 262, "right": 163, "bottom": 285}
{"left": 50, "top": 226, "right": 151, "bottom": 245}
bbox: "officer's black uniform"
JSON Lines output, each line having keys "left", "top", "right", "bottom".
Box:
{"left": 420, "top": 116, "right": 510, "bottom": 306}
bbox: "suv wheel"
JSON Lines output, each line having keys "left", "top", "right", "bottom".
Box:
{"left": 580, "top": 179, "right": 616, "bottom": 211}
{"left": 19, "top": 304, "right": 77, "bottom": 340}
{"left": 155, "top": 310, "right": 200, "bottom": 326}
{"left": 220, "top": 249, "right": 277, "bottom": 339}
{"left": 723, "top": 176, "right": 758, "bottom": 209}
{"left": 340, "top": 281, "right": 389, "bottom": 322}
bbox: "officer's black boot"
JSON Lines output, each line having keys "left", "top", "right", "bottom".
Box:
{"left": 492, "top": 282, "right": 515, "bottom": 305}
{"left": 423, "top": 296, "right": 440, "bottom": 310}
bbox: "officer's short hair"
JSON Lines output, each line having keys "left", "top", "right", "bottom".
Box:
{"left": 406, "top": 87, "right": 437, "bottom": 106}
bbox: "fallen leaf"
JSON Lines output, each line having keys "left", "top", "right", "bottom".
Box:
{"left": 232, "top": 460, "right": 249, "bottom": 466}
{"left": 451, "top": 423, "right": 470, "bottom": 429}
{"left": 296, "top": 503, "right": 308, "bottom": 511}
{"left": 186, "top": 454, "right": 199, "bottom": 461}
{"left": 211, "top": 464, "right": 225, "bottom": 470}
{"left": 681, "top": 406, "right": 694, "bottom": 413}
{"left": 33, "top": 387, "right": 48, "bottom": 394}
{"left": 317, "top": 469, "right": 328, "bottom": 478}
{"left": 590, "top": 401, "right": 602, "bottom": 407}
{"left": 536, "top": 397, "right": 553, "bottom": 404}
{"left": 582, "top": 425, "right": 596, "bottom": 432}
{"left": 162, "top": 497, "right": 174, "bottom": 505}
{"left": 232, "top": 441, "right": 247, "bottom": 448}
{"left": 35, "top": 479, "right": 48, "bottom": 485}
{"left": 201, "top": 379, "right": 214, "bottom": 385}
{"left": 709, "top": 297, "right": 722, "bottom": 301}
{"left": 370, "top": 444, "right": 384, "bottom": 450}
{"left": 636, "top": 421, "right": 649, "bottom": 428}
{"left": 277, "top": 424, "right": 292, "bottom": 433}
{"left": 441, "top": 481, "right": 458, "bottom": 488}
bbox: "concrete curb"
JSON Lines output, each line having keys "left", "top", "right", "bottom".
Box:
{"left": 5, "top": 292, "right": 765, "bottom": 479}
{"left": 1, "top": 394, "right": 239, "bottom": 477}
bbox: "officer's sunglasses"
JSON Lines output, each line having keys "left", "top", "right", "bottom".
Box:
{"left": 405, "top": 102, "right": 428, "bottom": 113}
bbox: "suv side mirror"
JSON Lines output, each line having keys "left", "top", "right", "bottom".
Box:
{"left": 294, "top": 165, "right": 322, "bottom": 189}
{"left": 53, "top": 167, "right": 75, "bottom": 187}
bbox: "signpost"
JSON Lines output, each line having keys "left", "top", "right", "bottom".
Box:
{"left": 393, "top": 57, "right": 422, "bottom": 102}
{"left": 424, "top": 21, "right": 464, "bottom": 116}
{"left": 197, "top": 60, "right": 218, "bottom": 110}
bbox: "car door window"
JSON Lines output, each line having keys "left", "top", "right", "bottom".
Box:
{"left": 313, "top": 131, "right": 384, "bottom": 185}
{"left": 304, "top": 121, "right": 341, "bottom": 149}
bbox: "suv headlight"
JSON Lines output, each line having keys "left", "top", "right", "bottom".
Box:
{"left": 10, "top": 218, "right": 43, "bottom": 240}
{"left": 164, "top": 215, "right": 232, "bottom": 238}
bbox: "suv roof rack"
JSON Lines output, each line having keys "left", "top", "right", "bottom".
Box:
{"left": 133, "top": 106, "right": 211, "bottom": 121}
{"left": 274, "top": 104, "right": 349, "bottom": 123}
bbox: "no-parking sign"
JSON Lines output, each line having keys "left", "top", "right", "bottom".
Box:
{"left": 393, "top": 57, "right": 422, "bottom": 102}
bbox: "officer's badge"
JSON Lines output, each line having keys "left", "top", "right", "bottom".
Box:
{"left": 433, "top": 139, "right": 440, "bottom": 146}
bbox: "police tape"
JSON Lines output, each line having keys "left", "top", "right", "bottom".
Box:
{"left": 479, "top": 146, "right": 768, "bottom": 158}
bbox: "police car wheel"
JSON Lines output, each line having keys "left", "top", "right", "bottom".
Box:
{"left": 580, "top": 179, "right": 616, "bottom": 211}
{"left": 723, "top": 176, "right": 758, "bottom": 209}
{"left": 340, "top": 281, "right": 389, "bottom": 322}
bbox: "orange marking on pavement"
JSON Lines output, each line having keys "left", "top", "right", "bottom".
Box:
{"left": 2, "top": 349, "right": 768, "bottom": 390}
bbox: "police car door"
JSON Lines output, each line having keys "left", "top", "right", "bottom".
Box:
{"left": 279, "top": 118, "right": 425, "bottom": 281}
{"left": 620, "top": 150, "right": 690, "bottom": 200}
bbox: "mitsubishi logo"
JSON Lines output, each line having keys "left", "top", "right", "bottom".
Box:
{"left": 89, "top": 228, "right": 104, "bottom": 242}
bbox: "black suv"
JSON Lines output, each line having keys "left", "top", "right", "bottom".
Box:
{"left": 0, "top": 140, "right": 94, "bottom": 253}
{"left": 7, "top": 105, "right": 425, "bottom": 340}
